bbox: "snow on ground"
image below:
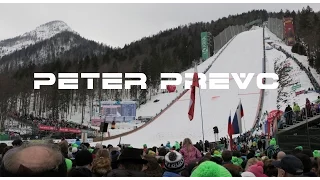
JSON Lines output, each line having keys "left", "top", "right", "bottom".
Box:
{"left": 135, "top": 54, "right": 218, "bottom": 117}
{"left": 257, "top": 28, "right": 320, "bottom": 129}
{"left": 260, "top": 46, "right": 278, "bottom": 114}
{"left": 66, "top": 36, "right": 236, "bottom": 137}
{"left": 92, "top": 28, "right": 264, "bottom": 147}
{"left": 265, "top": 28, "right": 320, "bottom": 87}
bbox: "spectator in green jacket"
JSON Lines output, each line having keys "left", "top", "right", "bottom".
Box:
{"left": 293, "top": 103, "right": 300, "bottom": 121}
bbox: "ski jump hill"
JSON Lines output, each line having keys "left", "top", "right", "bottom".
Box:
{"left": 92, "top": 28, "right": 265, "bottom": 148}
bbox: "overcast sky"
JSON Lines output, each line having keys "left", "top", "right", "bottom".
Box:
{"left": 0, "top": 3, "right": 320, "bottom": 47}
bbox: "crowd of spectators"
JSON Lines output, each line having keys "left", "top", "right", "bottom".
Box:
{"left": 8, "top": 111, "right": 96, "bottom": 131}
{"left": 0, "top": 137, "right": 319, "bottom": 177}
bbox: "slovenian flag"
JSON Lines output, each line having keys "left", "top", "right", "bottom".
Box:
{"left": 232, "top": 100, "right": 244, "bottom": 134}
{"left": 188, "top": 64, "right": 199, "bottom": 121}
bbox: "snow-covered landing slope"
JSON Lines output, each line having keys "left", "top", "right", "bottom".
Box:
{"left": 68, "top": 35, "right": 234, "bottom": 137}
{"left": 256, "top": 28, "right": 319, "bottom": 133}
{"left": 265, "top": 28, "right": 320, "bottom": 87}
{"left": 93, "top": 28, "right": 264, "bottom": 147}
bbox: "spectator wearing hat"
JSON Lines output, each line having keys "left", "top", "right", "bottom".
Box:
{"left": 109, "top": 147, "right": 121, "bottom": 169}
{"left": 12, "top": 139, "right": 23, "bottom": 147}
{"left": 105, "top": 148, "right": 148, "bottom": 177}
{"left": 69, "top": 150, "right": 93, "bottom": 177}
{"left": 295, "top": 153, "right": 317, "bottom": 177}
{"left": 272, "top": 155, "right": 304, "bottom": 177}
{"left": 191, "top": 161, "right": 232, "bottom": 177}
{"left": 246, "top": 161, "right": 267, "bottom": 177}
{"left": 241, "top": 171, "right": 256, "bottom": 177}
{"left": 142, "top": 154, "right": 163, "bottom": 177}
{"left": 163, "top": 151, "right": 185, "bottom": 177}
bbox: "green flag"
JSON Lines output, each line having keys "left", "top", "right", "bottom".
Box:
{"left": 201, "top": 32, "right": 210, "bottom": 60}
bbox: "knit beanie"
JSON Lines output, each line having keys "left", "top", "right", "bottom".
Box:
{"left": 95, "top": 143, "right": 103, "bottom": 149}
{"left": 65, "top": 158, "right": 73, "bottom": 171}
{"left": 295, "top": 146, "right": 303, "bottom": 151}
{"left": 213, "top": 150, "right": 222, "bottom": 157}
{"left": 72, "top": 143, "right": 78, "bottom": 148}
{"left": 175, "top": 141, "right": 180, "bottom": 150}
{"left": 313, "top": 150, "right": 320, "bottom": 157}
{"left": 241, "top": 172, "right": 256, "bottom": 177}
{"left": 164, "top": 151, "right": 185, "bottom": 172}
{"left": 231, "top": 156, "right": 243, "bottom": 166}
{"left": 148, "top": 150, "right": 156, "bottom": 156}
{"left": 72, "top": 147, "right": 78, "bottom": 153}
{"left": 247, "top": 161, "right": 267, "bottom": 177}
{"left": 88, "top": 148, "right": 94, "bottom": 153}
{"left": 75, "top": 150, "right": 93, "bottom": 166}
{"left": 191, "top": 161, "right": 232, "bottom": 177}
{"left": 270, "top": 138, "right": 276, "bottom": 146}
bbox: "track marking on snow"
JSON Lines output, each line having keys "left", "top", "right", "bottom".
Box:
{"left": 238, "top": 92, "right": 260, "bottom": 96}
{"left": 177, "top": 99, "right": 191, "bottom": 101}
{"left": 178, "top": 95, "right": 221, "bottom": 101}
{"left": 204, "top": 74, "right": 259, "bottom": 83}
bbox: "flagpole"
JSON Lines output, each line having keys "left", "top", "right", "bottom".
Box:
{"left": 192, "top": 60, "right": 206, "bottom": 153}
{"left": 229, "top": 110, "right": 232, "bottom": 150}
{"left": 240, "top": 98, "right": 246, "bottom": 133}
{"left": 198, "top": 88, "right": 206, "bottom": 152}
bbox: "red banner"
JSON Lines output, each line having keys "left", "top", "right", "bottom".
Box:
{"left": 295, "top": 90, "right": 305, "bottom": 96}
{"left": 38, "top": 125, "right": 81, "bottom": 133}
{"left": 38, "top": 125, "right": 56, "bottom": 131}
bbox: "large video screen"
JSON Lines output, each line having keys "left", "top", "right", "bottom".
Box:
{"left": 100, "top": 101, "right": 136, "bottom": 122}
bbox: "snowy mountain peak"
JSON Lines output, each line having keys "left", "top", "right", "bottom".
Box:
{"left": 31, "top": 20, "right": 72, "bottom": 37}
{"left": 0, "top": 20, "right": 74, "bottom": 58}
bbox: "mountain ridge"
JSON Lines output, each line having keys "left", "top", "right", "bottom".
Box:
{"left": 0, "top": 20, "right": 74, "bottom": 58}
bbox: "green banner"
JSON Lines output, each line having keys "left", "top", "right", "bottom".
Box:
{"left": 291, "top": 83, "right": 301, "bottom": 91}
{"left": 201, "top": 32, "right": 210, "bottom": 60}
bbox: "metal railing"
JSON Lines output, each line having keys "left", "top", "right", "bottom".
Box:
{"left": 251, "top": 26, "right": 267, "bottom": 133}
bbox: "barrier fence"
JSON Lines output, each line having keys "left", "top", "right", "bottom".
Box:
{"left": 267, "top": 18, "right": 284, "bottom": 40}
{"left": 252, "top": 26, "right": 267, "bottom": 133}
{"left": 213, "top": 25, "right": 246, "bottom": 54}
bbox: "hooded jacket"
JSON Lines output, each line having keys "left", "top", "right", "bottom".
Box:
{"left": 180, "top": 145, "right": 202, "bottom": 166}
{"left": 293, "top": 104, "right": 300, "bottom": 112}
